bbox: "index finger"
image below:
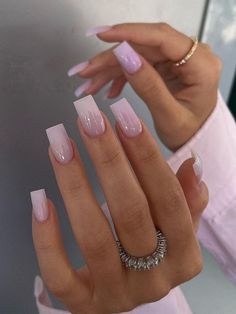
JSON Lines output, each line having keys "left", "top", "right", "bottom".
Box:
{"left": 97, "top": 22, "right": 193, "bottom": 63}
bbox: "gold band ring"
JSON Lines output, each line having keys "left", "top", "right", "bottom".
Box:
{"left": 174, "top": 37, "right": 199, "bottom": 67}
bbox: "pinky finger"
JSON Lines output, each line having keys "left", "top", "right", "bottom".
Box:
{"left": 176, "top": 154, "right": 209, "bottom": 231}
{"left": 105, "top": 76, "right": 127, "bottom": 99}
{"left": 31, "top": 190, "right": 91, "bottom": 310}
{"left": 76, "top": 70, "right": 119, "bottom": 97}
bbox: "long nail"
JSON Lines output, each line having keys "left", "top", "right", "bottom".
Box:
{"left": 110, "top": 98, "right": 142, "bottom": 137}
{"left": 67, "top": 61, "right": 89, "bottom": 77}
{"left": 46, "top": 124, "right": 73, "bottom": 165}
{"left": 30, "top": 189, "right": 48, "bottom": 222}
{"left": 191, "top": 150, "right": 203, "bottom": 183}
{"left": 74, "top": 80, "right": 92, "bottom": 98}
{"left": 113, "top": 41, "right": 142, "bottom": 74}
{"left": 74, "top": 95, "right": 105, "bottom": 137}
{"left": 86, "top": 25, "right": 112, "bottom": 37}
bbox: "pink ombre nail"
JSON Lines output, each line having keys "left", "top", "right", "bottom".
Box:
{"left": 46, "top": 124, "right": 73, "bottom": 165}
{"left": 113, "top": 41, "right": 142, "bottom": 74}
{"left": 110, "top": 98, "right": 142, "bottom": 137}
{"left": 191, "top": 150, "right": 203, "bottom": 183}
{"left": 74, "top": 80, "right": 92, "bottom": 98}
{"left": 86, "top": 25, "right": 112, "bottom": 37}
{"left": 30, "top": 189, "right": 48, "bottom": 222}
{"left": 67, "top": 61, "right": 89, "bottom": 77}
{"left": 74, "top": 95, "right": 105, "bottom": 137}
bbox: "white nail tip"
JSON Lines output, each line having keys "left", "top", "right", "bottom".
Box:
{"left": 191, "top": 150, "right": 203, "bottom": 182}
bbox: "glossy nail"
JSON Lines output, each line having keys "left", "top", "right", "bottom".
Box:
{"left": 74, "top": 95, "right": 105, "bottom": 137}
{"left": 46, "top": 124, "right": 73, "bottom": 165}
{"left": 110, "top": 98, "right": 142, "bottom": 137}
{"left": 74, "top": 80, "right": 92, "bottom": 98}
{"left": 30, "top": 189, "right": 48, "bottom": 222}
{"left": 86, "top": 25, "right": 112, "bottom": 37}
{"left": 191, "top": 150, "right": 203, "bottom": 183}
{"left": 67, "top": 61, "right": 89, "bottom": 77}
{"left": 113, "top": 41, "right": 142, "bottom": 74}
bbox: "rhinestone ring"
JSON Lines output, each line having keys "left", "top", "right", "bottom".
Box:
{"left": 116, "top": 230, "right": 167, "bottom": 271}
{"left": 174, "top": 37, "right": 199, "bottom": 67}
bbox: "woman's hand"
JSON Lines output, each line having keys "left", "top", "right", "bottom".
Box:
{"left": 32, "top": 96, "right": 208, "bottom": 314}
{"left": 69, "top": 23, "right": 222, "bottom": 150}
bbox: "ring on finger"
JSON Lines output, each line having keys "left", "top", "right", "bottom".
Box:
{"left": 116, "top": 229, "right": 167, "bottom": 271}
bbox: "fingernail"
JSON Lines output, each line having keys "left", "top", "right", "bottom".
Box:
{"left": 67, "top": 61, "right": 89, "bottom": 77}
{"left": 30, "top": 189, "right": 48, "bottom": 222}
{"left": 113, "top": 41, "right": 142, "bottom": 74}
{"left": 110, "top": 98, "right": 142, "bottom": 137}
{"left": 86, "top": 25, "right": 112, "bottom": 37}
{"left": 191, "top": 150, "right": 203, "bottom": 183}
{"left": 74, "top": 80, "right": 92, "bottom": 98}
{"left": 46, "top": 124, "right": 73, "bottom": 165}
{"left": 74, "top": 95, "right": 105, "bottom": 137}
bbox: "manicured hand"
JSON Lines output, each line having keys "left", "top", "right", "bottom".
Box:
{"left": 31, "top": 96, "right": 208, "bottom": 314}
{"left": 68, "top": 23, "right": 222, "bottom": 150}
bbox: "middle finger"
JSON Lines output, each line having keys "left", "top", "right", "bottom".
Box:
{"left": 74, "top": 95, "right": 157, "bottom": 258}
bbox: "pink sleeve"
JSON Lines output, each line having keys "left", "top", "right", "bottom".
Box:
{"left": 168, "top": 91, "right": 236, "bottom": 284}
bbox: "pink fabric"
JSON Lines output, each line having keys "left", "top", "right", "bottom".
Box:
{"left": 35, "top": 91, "right": 236, "bottom": 313}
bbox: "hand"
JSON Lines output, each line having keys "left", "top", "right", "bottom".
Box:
{"left": 71, "top": 23, "right": 222, "bottom": 150}
{"left": 32, "top": 97, "right": 208, "bottom": 314}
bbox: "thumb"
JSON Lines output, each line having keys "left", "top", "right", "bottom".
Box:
{"left": 112, "top": 41, "right": 189, "bottom": 148}
{"left": 176, "top": 152, "right": 209, "bottom": 232}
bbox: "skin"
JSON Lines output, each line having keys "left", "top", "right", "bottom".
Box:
{"left": 32, "top": 22, "right": 219, "bottom": 314}
{"left": 79, "top": 22, "right": 222, "bottom": 150}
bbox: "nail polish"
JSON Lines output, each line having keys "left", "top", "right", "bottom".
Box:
{"left": 86, "top": 25, "right": 112, "bottom": 37}
{"left": 74, "top": 80, "right": 92, "bottom": 98}
{"left": 74, "top": 95, "right": 105, "bottom": 137}
{"left": 110, "top": 98, "right": 142, "bottom": 137}
{"left": 30, "top": 189, "right": 48, "bottom": 222}
{"left": 113, "top": 41, "right": 142, "bottom": 74}
{"left": 191, "top": 150, "right": 203, "bottom": 183}
{"left": 67, "top": 61, "right": 89, "bottom": 77}
{"left": 46, "top": 124, "right": 73, "bottom": 165}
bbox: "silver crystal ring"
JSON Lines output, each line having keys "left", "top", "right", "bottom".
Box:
{"left": 116, "top": 230, "right": 167, "bottom": 271}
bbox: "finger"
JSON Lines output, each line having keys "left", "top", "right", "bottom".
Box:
{"left": 83, "top": 70, "right": 118, "bottom": 95}
{"left": 79, "top": 43, "right": 156, "bottom": 80}
{"left": 74, "top": 95, "right": 157, "bottom": 258}
{"left": 97, "top": 23, "right": 193, "bottom": 63}
{"left": 31, "top": 191, "right": 89, "bottom": 308}
{"left": 105, "top": 76, "right": 127, "bottom": 99}
{"left": 110, "top": 98, "right": 194, "bottom": 244}
{"left": 112, "top": 41, "right": 192, "bottom": 149}
{"left": 176, "top": 153, "right": 209, "bottom": 232}
{"left": 79, "top": 46, "right": 120, "bottom": 78}
{"left": 46, "top": 124, "right": 123, "bottom": 292}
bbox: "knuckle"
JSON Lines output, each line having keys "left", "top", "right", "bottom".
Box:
{"left": 157, "top": 22, "right": 171, "bottom": 32}
{"left": 137, "top": 147, "right": 159, "bottom": 164}
{"left": 84, "top": 230, "right": 111, "bottom": 260}
{"left": 166, "top": 184, "right": 185, "bottom": 210}
{"left": 36, "top": 239, "right": 54, "bottom": 253}
{"left": 63, "top": 178, "right": 87, "bottom": 201}
{"left": 120, "top": 197, "right": 149, "bottom": 234}
{"left": 46, "top": 273, "right": 74, "bottom": 299}
{"left": 98, "top": 149, "right": 122, "bottom": 167}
